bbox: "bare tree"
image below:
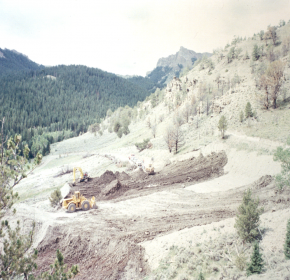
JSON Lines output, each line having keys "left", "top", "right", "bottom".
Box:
{"left": 267, "top": 26, "right": 277, "bottom": 45}
{"left": 221, "top": 80, "right": 226, "bottom": 95}
{"left": 183, "top": 103, "right": 192, "bottom": 123}
{"left": 151, "top": 124, "right": 157, "bottom": 138}
{"left": 164, "top": 126, "right": 174, "bottom": 153}
{"left": 266, "top": 60, "right": 285, "bottom": 108}
{"left": 172, "top": 125, "right": 184, "bottom": 154}
{"left": 159, "top": 114, "right": 164, "bottom": 123}
{"left": 146, "top": 117, "right": 151, "bottom": 128}
{"left": 174, "top": 113, "right": 184, "bottom": 127}
{"left": 191, "top": 95, "right": 197, "bottom": 107}
{"left": 205, "top": 97, "right": 212, "bottom": 116}
{"left": 215, "top": 74, "right": 221, "bottom": 90}
{"left": 259, "top": 75, "right": 271, "bottom": 109}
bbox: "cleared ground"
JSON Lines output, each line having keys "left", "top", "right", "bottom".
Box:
{"left": 9, "top": 127, "right": 289, "bottom": 279}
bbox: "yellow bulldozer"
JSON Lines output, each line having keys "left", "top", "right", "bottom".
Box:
{"left": 145, "top": 164, "right": 155, "bottom": 175}
{"left": 72, "top": 167, "right": 89, "bottom": 186}
{"left": 62, "top": 191, "right": 96, "bottom": 213}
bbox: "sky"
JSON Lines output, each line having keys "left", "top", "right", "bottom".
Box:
{"left": 0, "top": 0, "right": 289, "bottom": 76}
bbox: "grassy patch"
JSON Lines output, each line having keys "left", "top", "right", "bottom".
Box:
{"left": 143, "top": 233, "right": 273, "bottom": 280}
{"left": 17, "top": 185, "right": 63, "bottom": 203}
{"left": 241, "top": 107, "right": 290, "bottom": 143}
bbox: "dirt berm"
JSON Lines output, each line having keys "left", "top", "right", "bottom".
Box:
{"left": 67, "top": 151, "right": 228, "bottom": 202}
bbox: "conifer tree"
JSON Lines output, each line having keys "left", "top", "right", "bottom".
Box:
{"left": 218, "top": 115, "right": 227, "bottom": 139}
{"left": 197, "top": 271, "right": 205, "bottom": 280}
{"left": 246, "top": 242, "right": 264, "bottom": 276}
{"left": 40, "top": 250, "right": 79, "bottom": 280}
{"left": 234, "top": 189, "right": 263, "bottom": 242}
{"left": 245, "top": 102, "right": 253, "bottom": 118}
{"left": 284, "top": 219, "right": 290, "bottom": 259}
{"left": 252, "top": 44, "right": 260, "bottom": 61}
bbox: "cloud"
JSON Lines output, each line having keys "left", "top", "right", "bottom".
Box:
{"left": 0, "top": 0, "right": 289, "bottom": 76}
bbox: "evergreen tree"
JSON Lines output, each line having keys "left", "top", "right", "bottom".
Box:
{"left": 284, "top": 219, "right": 290, "bottom": 259}
{"left": 0, "top": 122, "right": 42, "bottom": 279}
{"left": 0, "top": 220, "right": 38, "bottom": 279}
{"left": 40, "top": 250, "right": 78, "bottom": 280}
{"left": 252, "top": 44, "right": 260, "bottom": 61}
{"left": 234, "top": 189, "right": 263, "bottom": 243}
{"left": 197, "top": 271, "right": 205, "bottom": 280}
{"left": 218, "top": 115, "right": 227, "bottom": 139}
{"left": 246, "top": 242, "right": 264, "bottom": 276}
{"left": 245, "top": 102, "right": 253, "bottom": 118}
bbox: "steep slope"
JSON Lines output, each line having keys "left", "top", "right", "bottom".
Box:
{"left": 0, "top": 48, "right": 43, "bottom": 76}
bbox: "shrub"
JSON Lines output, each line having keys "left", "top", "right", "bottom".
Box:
{"left": 239, "top": 111, "right": 244, "bottom": 122}
{"left": 88, "top": 123, "right": 100, "bottom": 133}
{"left": 117, "top": 129, "right": 123, "bottom": 138}
{"left": 235, "top": 253, "right": 247, "bottom": 271}
{"left": 113, "top": 121, "right": 121, "bottom": 133}
{"left": 49, "top": 189, "right": 62, "bottom": 207}
{"left": 246, "top": 242, "right": 264, "bottom": 276}
{"left": 234, "top": 189, "right": 263, "bottom": 242}
{"left": 135, "top": 138, "right": 150, "bottom": 152}
{"left": 285, "top": 219, "right": 290, "bottom": 259}
{"left": 273, "top": 146, "right": 290, "bottom": 190}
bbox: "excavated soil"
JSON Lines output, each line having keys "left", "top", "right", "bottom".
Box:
{"left": 66, "top": 151, "right": 228, "bottom": 202}
{"left": 32, "top": 151, "right": 290, "bottom": 279}
{"left": 35, "top": 176, "right": 290, "bottom": 280}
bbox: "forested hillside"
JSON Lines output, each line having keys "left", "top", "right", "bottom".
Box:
{"left": 0, "top": 65, "right": 150, "bottom": 157}
{"left": 125, "top": 75, "right": 158, "bottom": 93}
{"left": 0, "top": 48, "right": 43, "bottom": 76}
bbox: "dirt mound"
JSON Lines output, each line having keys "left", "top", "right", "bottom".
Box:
{"left": 98, "top": 170, "right": 117, "bottom": 186}
{"left": 102, "top": 179, "right": 126, "bottom": 197}
{"left": 253, "top": 175, "right": 273, "bottom": 189}
{"left": 67, "top": 150, "right": 228, "bottom": 202}
{"left": 115, "top": 171, "right": 130, "bottom": 181}
{"left": 130, "top": 168, "right": 148, "bottom": 180}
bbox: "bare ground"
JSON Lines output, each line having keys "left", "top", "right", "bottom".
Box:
{"left": 24, "top": 151, "right": 290, "bottom": 280}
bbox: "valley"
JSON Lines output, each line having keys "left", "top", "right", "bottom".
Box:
{"left": 1, "top": 15, "right": 290, "bottom": 280}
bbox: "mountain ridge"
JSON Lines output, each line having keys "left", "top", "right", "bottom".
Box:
{"left": 0, "top": 48, "right": 44, "bottom": 76}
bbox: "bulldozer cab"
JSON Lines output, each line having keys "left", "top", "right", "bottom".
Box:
{"left": 75, "top": 191, "right": 80, "bottom": 201}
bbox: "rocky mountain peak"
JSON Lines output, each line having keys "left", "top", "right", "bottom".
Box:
{"left": 146, "top": 47, "right": 211, "bottom": 86}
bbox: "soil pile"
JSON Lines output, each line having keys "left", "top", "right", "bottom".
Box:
{"left": 68, "top": 151, "right": 228, "bottom": 202}
{"left": 34, "top": 172, "right": 288, "bottom": 280}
